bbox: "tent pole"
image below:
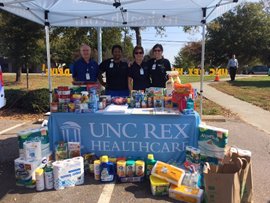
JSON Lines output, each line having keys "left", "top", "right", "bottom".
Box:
{"left": 97, "top": 27, "right": 102, "bottom": 64}
{"left": 45, "top": 24, "right": 52, "bottom": 105}
{"left": 200, "top": 9, "right": 207, "bottom": 117}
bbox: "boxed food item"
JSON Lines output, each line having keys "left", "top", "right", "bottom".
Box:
{"left": 55, "top": 142, "right": 68, "bottom": 160}
{"left": 151, "top": 161, "right": 185, "bottom": 186}
{"left": 150, "top": 175, "right": 170, "bottom": 196}
{"left": 198, "top": 124, "right": 228, "bottom": 160}
{"left": 68, "top": 142, "right": 81, "bottom": 158}
{"left": 169, "top": 185, "right": 203, "bottom": 203}
{"left": 18, "top": 127, "right": 49, "bottom": 159}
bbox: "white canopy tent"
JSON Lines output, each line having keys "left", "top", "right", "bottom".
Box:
{"left": 0, "top": 0, "right": 244, "bottom": 115}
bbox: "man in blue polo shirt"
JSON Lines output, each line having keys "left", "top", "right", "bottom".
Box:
{"left": 72, "top": 44, "right": 99, "bottom": 83}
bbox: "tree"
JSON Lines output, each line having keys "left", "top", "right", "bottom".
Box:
{"left": 206, "top": 2, "right": 270, "bottom": 66}
{"left": 173, "top": 42, "right": 202, "bottom": 68}
{"left": 0, "top": 11, "right": 44, "bottom": 82}
{"left": 50, "top": 27, "right": 131, "bottom": 65}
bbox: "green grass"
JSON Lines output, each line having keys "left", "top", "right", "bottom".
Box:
{"left": 179, "top": 75, "right": 227, "bottom": 84}
{"left": 210, "top": 76, "right": 270, "bottom": 111}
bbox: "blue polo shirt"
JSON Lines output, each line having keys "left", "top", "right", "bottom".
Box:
{"left": 72, "top": 58, "right": 99, "bottom": 82}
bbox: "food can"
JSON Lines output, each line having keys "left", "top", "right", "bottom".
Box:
{"left": 135, "top": 160, "right": 145, "bottom": 177}
{"left": 94, "top": 160, "right": 101, "bottom": 180}
{"left": 126, "top": 160, "right": 135, "bottom": 177}
{"left": 117, "top": 160, "right": 126, "bottom": 177}
{"left": 44, "top": 166, "right": 54, "bottom": 190}
{"left": 185, "top": 146, "right": 193, "bottom": 162}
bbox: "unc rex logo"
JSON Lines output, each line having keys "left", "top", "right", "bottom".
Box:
{"left": 60, "top": 122, "right": 82, "bottom": 143}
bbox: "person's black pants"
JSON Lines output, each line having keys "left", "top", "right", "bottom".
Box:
{"left": 229, "top": 67, "right": 237, "bottom": 81}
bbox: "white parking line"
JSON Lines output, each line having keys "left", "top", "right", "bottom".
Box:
{"left": 97, "top": 182, "right": 115, "bottom": 203}
{"left": 0, "top": 122, "right": 26, "bottom": 135}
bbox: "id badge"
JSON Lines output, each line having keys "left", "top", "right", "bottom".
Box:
{"left": 86, "top": 73, "right": 90, "bottom": 80}
{"left": 140, "top": 68, "right": 144, "bottom": 75}
{"left": 152, "top": 64, "right": 156, "bottom": 70}
{"left": 109, "top": 62, "right": 114, "bottom": 68}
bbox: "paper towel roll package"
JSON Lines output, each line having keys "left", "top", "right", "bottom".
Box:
{"left": 198, "top": 124, "right": 228, "bottom": 160}
{"left": 18, "top": 127, "right": 49, "bottom": 158}
{"left": 53, "top": 156, "right": 84, "bottom": 190}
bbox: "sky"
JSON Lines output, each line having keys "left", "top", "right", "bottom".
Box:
{"left": 131, "top": 0, "right": 260, "bottom": 65}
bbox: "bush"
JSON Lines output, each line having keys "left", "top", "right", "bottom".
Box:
{"left": 4, "top": 89, "right": 27, "bottom": 108}
{"left": 18, "top": 88, "right": 50, "bottom": 113}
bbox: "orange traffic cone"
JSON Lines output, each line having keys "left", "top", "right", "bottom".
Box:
{"left": 214, "top": 72, "right": 220, "bottom": 82}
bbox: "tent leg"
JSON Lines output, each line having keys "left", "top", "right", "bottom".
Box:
{"left": 200, "top": 23, "right": 206, "bottom": 117}
{"left": 45, "top": 25, "right": 52, "bottom": 105}
{"left": 97, "top": 27, "right": 102, "bottom": 64}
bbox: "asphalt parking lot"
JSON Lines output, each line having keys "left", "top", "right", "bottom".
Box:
{"left": 0, "top": 118, "right": 269, "bottom": 203}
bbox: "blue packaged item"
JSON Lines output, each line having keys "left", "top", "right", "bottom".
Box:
{"left": 100, "top": 156, "right": 115, "bottom": 183}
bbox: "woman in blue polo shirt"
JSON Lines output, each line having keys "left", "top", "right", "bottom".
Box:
{"left": 99, "top": 45, "right": 129, "bottom": 97}
{"left": 148, "top": 44, "right": 171, "bottom": 88}
{"left": 72, "top": 44, "right": 99, "bottom": 83}
{"left": 128, "top": 46, "right": 150, "bottom": 91}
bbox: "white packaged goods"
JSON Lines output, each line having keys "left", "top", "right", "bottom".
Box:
{"left": 52, "top": 156, "right": 84, "bottom": 190}
{"left": 198, "top": 124, "right": 229, "bottom": 159}
{"left": 35, "top": 168, "right": 45, "bottom": 191}
{"left": 14, "top": 157, "right": 40, "bottom": 188}
{"left": 169, "top": 185, "right": 203, "bottom": 203}
{"left": 18, "top": 127, "right": 49, "bottom": 159}
{"left": 23, "top": 140, "right": 42, "bottom": 161}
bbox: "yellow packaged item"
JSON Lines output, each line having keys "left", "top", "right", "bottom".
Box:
{"left": 151, "top": 161, "right": 185, "bottom": 186}
{"left": 150, "top": 175, "right": 169, "bottom": 196}
{"left": 169, "top": 185, "right": 203, "bottom": 203}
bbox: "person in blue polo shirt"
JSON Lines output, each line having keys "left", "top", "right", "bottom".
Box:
{"left": 72, "top": 44, "right": 99, "bottom": 83}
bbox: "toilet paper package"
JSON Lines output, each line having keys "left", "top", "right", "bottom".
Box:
{"left": 14, "top": 157, "right": 41, "bottom": 188}
{"left": 14, "top": 152, "right": 53, "bottom": 188}
{"left": 18, "top": 127, "right": 49, "bottom": 159}
{"left": 23, "top": 140, "right": 42, "bottom": 161}
{"left": 53, "top": 156, "right": 84, "bottom": 190}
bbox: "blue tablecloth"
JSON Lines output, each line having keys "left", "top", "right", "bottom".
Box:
{"left": 48, "top": 112, "right": 201, "bottom": 162}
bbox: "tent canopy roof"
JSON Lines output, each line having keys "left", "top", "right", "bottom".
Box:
{"left": 0, "top": 0, "right": 243, "bottom": 27}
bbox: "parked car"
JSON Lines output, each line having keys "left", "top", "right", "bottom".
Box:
{"left": 0, "top": 65, "right": 6, "bottom": 109}
{"left": 248, "top": 65, "right": 269, "bottom": 75}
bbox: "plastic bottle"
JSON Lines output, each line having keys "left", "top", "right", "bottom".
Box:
{"left": 145, "top": 154, "right": 157, "bottom": 178}
{"left": 94, "top": 160, "right": 101, "bottom": 180}
{"left": 186, "top": 94, "right": 194, "bottom": 110}
{"left": 35, "top": 168, "right": 45, "bottom": 191}
{"left": 166, "top": 75, "right": 174, "bottom": 96}
{"left": 100, "top": 156, "right": 115, "bottom": 183}
{"left": 44, "top": 166, "right": 54, "bottom": 190}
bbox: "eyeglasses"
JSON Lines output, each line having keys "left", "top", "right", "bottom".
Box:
{"left": 135, "top": 52, "right": 143, "bottom": 55}
{"left": 154, "top": 49, "right": 162, "bottom": 52}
